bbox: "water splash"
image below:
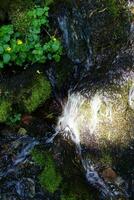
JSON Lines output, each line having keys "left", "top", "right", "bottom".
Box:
{"left": 128, "top": 84, "right": 134, "bottom": 110}
{"left": 56, "top": 92, "right": 115, "bottom": 198}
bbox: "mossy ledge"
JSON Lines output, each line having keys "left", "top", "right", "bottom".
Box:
{"left": 0, "top": 69, "right": 52, "bottom": 124}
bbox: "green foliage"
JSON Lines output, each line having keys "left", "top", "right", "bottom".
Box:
{"left": 7, "top": 113, "right": 21, "bottom": 125}
{"left": 0, "top": 5, "right": 62, "bottom": 69}
{"left": 21, "top": 75, "right": 51, "bottom": 113}
{"left": 44, "top": 0, "right": 54, "bottom": 6}
{"left": 0, "top": 100, "right": 12, "bottom": 122}
{"left": 32, "top": 149, "right": 62, "bottom": 193}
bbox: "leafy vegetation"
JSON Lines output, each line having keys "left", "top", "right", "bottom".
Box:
{"left": 7, "top": 113, "right": 22, "bottom": 125}
{"left": 0, "top": 5, "right": 62, "bottom": 69}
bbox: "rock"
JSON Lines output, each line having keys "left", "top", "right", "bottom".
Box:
{"left": 0, "top": 68, "right": 52, "bottom": 124}
{"left": 102, "top": 168, "right": 117, "bottom": 182}
{"left": 18, "top": 127, "right": 27, "bottom": 135}
{"left": 115, "top": 176, "right": 125, "bottom": 186}
{"left": 18, "top": 74, "right": 51, "bottom": 113}
{"left": 21, "top": 115, "right": 33, "bottom": 125}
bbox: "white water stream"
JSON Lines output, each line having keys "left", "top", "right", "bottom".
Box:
{"left": 56, "top": 92, "right": 115, "bottom": 199}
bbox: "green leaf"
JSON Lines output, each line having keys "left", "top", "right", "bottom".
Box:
{"left": 0, "top": 62, "right": 4, "bottom": 68}
{"left": 3, "top": 35, "right": 10, "bottom": 43}
{"left": 53, "top": 54, "right": 60, "bottom": 62}
{"left": 3, "top": 54, "right": 11, "bottom": 64}
{"left": 0, "top": 46, "right": 4, "bottom": 54}
{"left": 36, "top": 8, "right": 44, "bottom": 16}
{"left": 48, "top": 53, "right": 52, "bottom": 60}
{"left": 52, "top": 40, "right": 60, "bottom": 52}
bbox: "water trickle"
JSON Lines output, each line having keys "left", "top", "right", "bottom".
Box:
{"left": 56, "top": 89, "right": 132, "bottom": 199}
{"left": 58, "top": 3, "right": 93, "bottom": 72}
{"left": 0, "top": 135, "right": 38, "bottom": 178}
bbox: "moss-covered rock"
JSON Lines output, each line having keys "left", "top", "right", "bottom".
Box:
{"left": 32, "top": 149, "right": 62, "bottom": 193}
{"left": 0, "top": 99, "right": 12, "bottom": 122}
{"left": 61, "top": 177, "right": 95, "bottom": 200}
{"left": 58, "top": 64, "right": 134, "bottom": 150}
{"left": 31, "top": 148, "right": 46, "bottom": 167}
{"left": 19, "top": 74, "right": 51, "bottom": 113}
{"left": 0, "top": 68, "right": 51, "bottom": 124}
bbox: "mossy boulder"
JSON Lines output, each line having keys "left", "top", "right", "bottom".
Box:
{"left": 59, "top": 72, "right": 134, "bottom": 150}
{"left": 18, "top": 74, "right": 51, "bottom": 113}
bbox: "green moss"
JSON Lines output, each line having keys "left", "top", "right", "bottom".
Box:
{"left": 32, "top": 149, "right": 62, "bottom": 193}
{"left": 100, "top": 151, "right": 113, "bottom": 166}
{"left": 61, "top": 177, "right": 95, "bottom": 200}
{"left": 106, "top": 0, "right": 120, "bottom": 17}
{"left": 61, "top": 194, "right": 77, "bottom": 200}
{"left": 31, "top": 149, "right": 46, "bottom": 167}
{"left": 9, "top": 0, "right": 34, "bottom": 34}
{"left": 20, "top": 75, "right": 51, "bottom": 113}
{"left": 0, "top": 100, "right": 12, "bottom": 122}
{"left": 39, "top": 163, "right": 62, "bottom": 193}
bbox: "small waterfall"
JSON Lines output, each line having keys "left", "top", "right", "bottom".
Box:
{"left": 56, "top": 93, "right": 114, "bottom": 199}
{"left": 58, "top": 2, "right": 93, "bottom": 72}
{"left": 55, "top": 91, "right": 130, "bottom": 199}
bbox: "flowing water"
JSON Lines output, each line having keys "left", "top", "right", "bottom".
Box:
{"left": 55, "top": 1, "right": 134, "bottom": 199}
{"left": 56, "top": 92, "right": 130, "bottom": 200}
{"left": 0, "top": 0, "right": 134, "bottom": 199}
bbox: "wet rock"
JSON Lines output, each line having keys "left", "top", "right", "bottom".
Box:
{"left": 58, "top": 0, "right": 130, "bottom": 72}
{"left": 18, "top": 127, "right": 27, "bottom": 135}
{"left": 102, "top": 168, "right": 117, "bottom": 182}
{"left": 0, "top": 68, "right": 52, "bottom": 124}
{"left": 16, "top": 178, "right": 35, "bottom": 198}
{"left": 21, "top": 115, "right": 33, "bottom": 125}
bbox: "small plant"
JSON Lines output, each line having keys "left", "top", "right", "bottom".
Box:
{"left": 0, "top": 5, "right": 62, "bottom": 69}
{"left": 8, "top": 113, "right": 21, "bottom": 125}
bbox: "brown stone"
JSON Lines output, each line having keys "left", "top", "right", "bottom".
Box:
{"left": 102, "top": 167, "right": 117, "bottom": 182}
